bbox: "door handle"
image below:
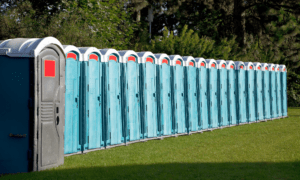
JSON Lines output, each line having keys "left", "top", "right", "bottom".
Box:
{"left": 117, "top": 95, "right": 119, "bottom": 99}
{"left": 153, "top": 93, "right": 155, "bottom": 97}
{"left": 136, "top": 94, "right": 139, "bottom": 98}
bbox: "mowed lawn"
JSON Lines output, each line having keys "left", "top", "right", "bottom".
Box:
{"left": 2, "top": 108, "right": 300, "bottom": 180}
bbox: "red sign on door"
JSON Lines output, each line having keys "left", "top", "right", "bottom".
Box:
{"left": 240, "top": 65, "right": 243, "bottom": 69}
{"left": 222, "top": 64, "right": 225, "bottom": 68}
{"left": 250, "top": 66, "right": 253, "bottom": 70}
{"left": 128, "top": 56, "right": 135, "bottom": 62}
{"left": 176, "top": 60, "right": 181, "bottom": 65}
{"left": 257, "top": 66, "right": 261, "bottom": 70}
{"left": 109, "top": 55, "right": 117, "bottom": 61}
{"left": 67, "top": 53, "right": 77, "bottom": 60}
{"left": 146, "top": 57, "right": 153, "bottom": 63}
{"left": 162, "top": 59, "right": 168, "bottom": 64}
{"left": 265, "top": 67, "right": 268, "bottom": 70}
{"left": 230, "top": 65, "right": 234, "bottom": 69}
{"left": 44, "top": 60, "right": 56, "bottom": 77}
{"left": 189, "top": 62, "right": 194, "bottom": 66}
{"left": 89, "top": 54, "right": 99, "bottom": 61}
{"left": 211, "top": 63, "right": 215, "bottom": 68}
{"left": 201, "top": 62, "right": 205, "bottom": 67}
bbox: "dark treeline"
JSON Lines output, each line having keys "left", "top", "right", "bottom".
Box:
{"left": 1, "top": 0, "right": 300, "bottom": 106}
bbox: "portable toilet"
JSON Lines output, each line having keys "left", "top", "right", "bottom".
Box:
{"left": 253, "top": 62, "right": 264, "bottom": 121}
{"left": 63, "top": 45, "right": 81, "bottom": 155}
{"left": 244, "top": 62, "right": 256, "bottom": 123}
{"left": 99, "top": 49, "right": 124, "bottom": 147}
{"left": 195, "top": 58, "right": 209, "bottom": 130}
{"left": 78, "top": 47, "right": 104, "bottom": 151}
{"left": 268, "top": 63, "right": 277, "bottom": 119}
{"left": 169, "top": 55, "right": 187, "bottom": 135}
{"left": 279, "top": 65, "right": 288, "bottom": 117}
{"left": 155, "top": 54, "right": 172, "bottom": 137}
{"left": 275, "top": 64, "right": 282, "bottom": 118}
{"left": 206, "top": 59, "right": 219, "bottom": 129}
{"left": 225, "top": 61, "right": 237, "bottom": 126}
{"left": 235, "top": 61, "right": 247, "bottom": 124}
{"left": 0, "top": 37, "right": 66, "bottom": 173}
{"left": 216, "top": 60, "right": 228, "bottom": 127}
{"left": 137, "top": 52, "right": 158, "bottom": 140}
{"left": 118, "top": 50, "right": 141, "bottom": 144}
{"left": 261, "top": 63, "right": 271, "bottom": 120}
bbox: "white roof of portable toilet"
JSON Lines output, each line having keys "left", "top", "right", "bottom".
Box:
{"left": 99, "top": 48, "right": 120, "bottom": 63}
{"left": 169, "top": 55, "right": 183, "bottom": 66}
{"left": 253, "top": 62, "right": 262, "bottom": 71}
{"left": 279, "top": 64, "right": 287, "bottom": 72}
{"left": 244, "top": 62, "right": 254, "bottom": 71}
{"left": 182, "top": 56, "right": 196, "bottom": 67}
{"left": 234, "top": 61, "right": 245, "bottom": 70}
{"left": 0, "top": 37, "right": 65, "bottom": 58}
{"left": 63, "top": 45, "right": 82, "bottom": 61}
{"left": 136, "top": 51, "right": 158, "bottom": 64}
{"left": 78, "top": 47, "right": 103, "bottom": 62}
{"left": 216, "top": 60, "right": 227, "bottom": 69}
{"left": 195, "top": 57, "right": 207, "bottom": 68}
{"left": 261, "top": 63, "right": 269, "bottom": 71}
{"left": 274, "top": 64, "right": 280, "bottom": 72}
{"left": 118, "top": 50, "right": 139, "bottom": 63}
{"left": 205, "top": 59, "right": 217, "bottom": 68}
{"left": 268, "top": 63, "right": 275, "bottom": 71}
{"left": 226, "top": 60, "right": 235, "bottom": 70}
{"left": 154, "top": 53, "right": 170, "bottom": 65}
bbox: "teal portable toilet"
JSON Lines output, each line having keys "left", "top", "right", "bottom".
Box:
{"left": 169, "top": 55, "right": 187, "bottom": 135}
{"left": 0, "top": 37, "right": 66, "bottom": 173}
{"left": 137, "top": 52, "right": 158, "bottom": 140}
{"left": 63, "top": 45, "right": 81, "bottom": 156}
{"left": 118, "top": 50, "right": 141, "bottom": 144}
{"left": 245, "top": 62, "right": 256, "bottom": 123}
{"left": 206, "top": 59, "right": 219, "bottom": 129}
{"left": 226, "top": 61, "right": 238, "bottom": 126}
{"left": 279, "top": 65, "right": 288, "bottom": 117}
{"left": 155, "top": 54, "right": 172, "bottom": 138}
{"left": 99, "top": 49, "right": 124, "bottom": 147}
{"left": 195, "top": 58, "right": 209, "bottom": 130}
{"left": 183, "top": 56, "right": 199, "bottom": 133}
{"left": 275, "top": 64, "right": 283, "bottom": 118}
{"left": 78, "top": 47, "right": 104, "bottom": 151}
{"left": 261, "top": 63, "right": 271, "bottom": 120}
{"left": 268, "top": 64, "right": 277, "bottom": 119}
{"left": 216, "top": 60, "right": 228, "bottom": 127}
{"left": 253, "top": 62, "right": 264, "bottom": 121}
{"left": 235, "top": 61, "right": 247, "bottom": 124}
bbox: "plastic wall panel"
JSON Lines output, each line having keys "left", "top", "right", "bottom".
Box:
{"left": 209, "top": 68, "right": 218, "bottom": 128}
{"left": 237, "top": 69, "right": 247, "bottom": 124}
{"left": 281, "top": 72, "right": 287, "bottom": 117}
{"left": 255, "top": 69, "right": 264, "bottom": 121}
{"left": 227, "top": 68, "right": 237, "bottom": 125}
{"left": 199, "top": 66, "right": 209, "bottom": 130}
{"left": 270, "top": 71, "right": 277, "bottom": 118}
{"left": 218, "top": 67, "right": 228, "bottom": 126}
{"left": 263, "top": 70, "right": 271, "bottom": 120}
{"left": 276, "top": 70, "right": 282, "bottom": 117}
{"left": 246, "top": 69, "right": 256, "bottom": 122}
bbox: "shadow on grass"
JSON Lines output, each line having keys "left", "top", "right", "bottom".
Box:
{"left": 1, "top": 162, "right": 300, "bottom": 180}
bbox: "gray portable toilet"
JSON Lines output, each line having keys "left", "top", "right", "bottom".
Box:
{"left": 137, "top": 52, "right": 159, "bottom": 140}
{"left": 183, "top": 56, "right": 199, "bottom": 133}
{"left": 216, "top": 60, "right": 228, "bottom": 127}
{"left": 268, "top": 63, "right": 277, "bottom": 119}
{"left": 279, "top": 65, "right": 287, "bottom": 117}
{"left": 195, "top": 58, "right": 209, "bottom": 130}
{"left": 0, "top": 37, "right": 66, "bottom": 173}
{"left": 206, "top": 59, "right": 219, "bottom": 129}
{"left": 253, "top": 62, "right": 264, "bottom": 121}
{"left": 155, "top": 53, "right": 172, "bottom": 137}
{"left": 78, "top": 47, "right": 104, "bottom": 151}
{"left": 100, "top": 49, "right": 124, "bottom": 147}
{"left": 63, "top": 45, "right": 82, "bottom": 156}
{"left": 244, "top": 62, "right": 256, "bottom": 123}
{"left": 235, "top": 61, "right": 247, "bottom": 124}
{"left": 261, "top": 63, "right": 271, "bottom": 120}
{"left": 169, "top": 55, "right": 187, "bottom": 135}
{"left": 118, "top": 50, "right": 141, "bottom": 144}
{"left": 275, "top": 64, "right": 283, "bottom": 118}
{"left": 226, "top": 60, "right": 238, "bottom": 126}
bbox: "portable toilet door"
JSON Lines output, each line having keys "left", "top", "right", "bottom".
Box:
{"left": 216, "top": 60, "right": 228, "bottom": 127}
{"left": 118, "top": 50, "right": 141, "bottom": 144}
{"left": 99, "top": 49, "right": 124, "bottom": 147}
{"left": 275, "top": 64, "right": 282, "bottom": 118}
{"left": 155, "top": 54, "right": 172, "bottom": 137}
{"left": 78, "top": 47, "right": 104, "bottom": 151}
{"left": 137, "top": 52, "right": 158, "bottom": 140}
{"left": 280, "top": 65, "right": 287, "bottom": 117}
{"left": 226, "top": 61, "right": 238, "bottom": 126}
{"left": 253, "top": 62, "right": 264, "bottom": 121}
{"left": 261, "top": 63, "right": 271, "bottom": 120}
{"left": 245, "top": 62, "right": 256, "bottom": 123}
{"left": 63, "top": 45, "right": 81, "bottom": 155}
{"left": 169, "top": 55, "right": 187, "bottom": 135}
{"left": 0, "top": 37, "right": 65, "bottom": 173}
{"left": 206, "top": 59, "right": 219, "bottom": 129}
{"left": 235, "top": 61, "right": 247, "bottom": 124}
{"left": 268, "top": 64, "right": 277, "bottom": 119}
{"left": 195, "top": 58, "right": 208, "bottom": 130}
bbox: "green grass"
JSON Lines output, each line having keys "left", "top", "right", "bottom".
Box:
{"left": 2, "top": 108, "right": 300, "bottom": 180}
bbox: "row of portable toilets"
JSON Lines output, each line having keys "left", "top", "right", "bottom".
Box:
{"left": 0, "top": 37, "right": 287, "bottom": 174}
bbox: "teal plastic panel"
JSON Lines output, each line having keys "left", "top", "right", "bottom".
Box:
{"left": 275, "top": 65, "right": 282, "bottom": 117}
{"left": 254, "top": 63, "right": 264, "bottom": 121}
{"left": 235, "top": 62, "right": 247, "bottom": 124}
{"left": 206, "top": 59, "right": 218, "bottom": 128}
{"left": 269, "top": 65, "right": 277, "bottom": 118}
{"left": 280, "top": 65, "right": 287, "bottom": 117}
{"left": 245, "top": 63, "right": 256, "bottom": 123}
{"left": 262, "top": 64, "right": 271, "bottom": 120}
{"left": 217, "top": 61, "right": 228, "bottom": 127}
{"left": 198, "top": 60, "right": 209, "bottom": 130}
{"left": 226, "top": 61, "right": 237, "bottom": 126}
